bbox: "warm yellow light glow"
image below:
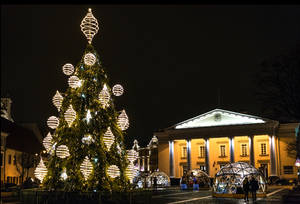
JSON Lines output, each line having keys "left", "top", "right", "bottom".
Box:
{"left": 84, "top": 53, "right": 96, "bottom": 66}
{"left": 86, "top": 109, "right": 92, "bottom": 123}
{"left": 107, "top": 165, "right": 120, "bottom": 178}
{"left": 127, "top": 149, "right": 138, "bottom": 163}
{"left": 117, "top": 110, "right": 129, "bottom": 130}
{"left": 68, "top": 76, "right": 80, "bottom": 88}
{"left": 112, "top": 84, "right": 124, "bottom": 96}
{"left": 103, "top": 127, "right": 115, "bottom": 150}
{"left": 52, "top": 90, "right": 63, "bottom": 111}
{"left": 34, "top": 158, "right": 48, "bottom": 182}
{"left": 43, "top": 132, "right": 53, "bottom": 153}
{"left": 99, "top": 84, "right": 110, "bottom": 108}
{"left": 61, "top": 168, "right": 68, "bottom": 180}
{"left": 80, "top": 156, "right": 93, "bottom": 180}
{"left": 125, "top": 162, "right": 138, "bottom": 183}
{"left": 64, "top": 105, "right": 76, "bottom": 127}
{"left": 47, "top": 116, "right": 59, "bottom": 129}
{"left": 82, "top": 134, "right": 94, "bottom": 145}
{"left": 80, "top": 8, "right": 99, "bottom": 44}
{"left": 56, "top": 145, "right": 70, "bottom": 158}
{"left": 62, "top": 63, "right": 74, "bottom": 75}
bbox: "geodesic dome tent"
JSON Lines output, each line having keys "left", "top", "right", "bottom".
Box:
{"left": 132, "top": 172, "right": 151, "bottom": 188}
{"left": 181, "top": 169, "right": 210, "bottom": 187}
{"left": 213, "top": 162, "right": 266, "bottom": 195}
{"left": 148, "top": 171, "right": 170, "bottom": 187}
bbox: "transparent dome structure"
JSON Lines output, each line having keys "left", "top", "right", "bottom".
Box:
{"left": 133, "top": 172, "right": 150, "bottom": 188}
{"left": 148, "top": 171, "right": 170, "bottom": 187}
{"left": 180, "top": 169, "right": 210, "bottom": 187}
{"left": 213, "top": 162, "right": 266, "bottom": 194}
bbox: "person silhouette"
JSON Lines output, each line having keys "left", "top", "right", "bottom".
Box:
{"left": 250, "top": 176, "right": 259, "bottom": 201}
{"left": 243, "top": 177, "right": 250, "bottom": 202}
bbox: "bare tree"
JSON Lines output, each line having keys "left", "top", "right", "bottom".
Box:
{"left": 15, "top": 152, "right": 35, "bottom": 185}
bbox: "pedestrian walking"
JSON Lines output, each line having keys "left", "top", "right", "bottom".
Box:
{"left": 250, "top": 176, "right": 259, "bottom": 201}
{"left": 243, "top": 177, "right": 250, "bottom": 202}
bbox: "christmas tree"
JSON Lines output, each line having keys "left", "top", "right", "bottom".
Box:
{"left": 35, "top": 8, "right": 135, "bottom": 192}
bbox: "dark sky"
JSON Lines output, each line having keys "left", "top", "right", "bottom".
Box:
{"left": 1, "top": 5, "right": 300, "bottom": 147}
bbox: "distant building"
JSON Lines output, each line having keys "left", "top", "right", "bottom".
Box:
{"left": 155, "top": 109, "right": 299, "bottom": 180}
{"left": 1, "top": 98, "right": 43, "bottom": 185}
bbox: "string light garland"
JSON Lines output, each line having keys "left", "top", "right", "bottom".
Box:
{"left": 52, "top": 91, "right": 64, "bottom": 111}
{"left": 80, "top": 8, "right": 99, "bottom": 44}
{"left": 68, "top": 76, "right": 80, "bottom": 88}
{"left": 64, "top": 105, "right": 76, "bottom": 127}
{"left": 112, "top": 84, "right": 124, "bottom": 96}
{"left": 98, "top": 84, "right": 110, "bottom": 108}
{"left": 56, "top": 145, "right": 70, "bottom": 158}
{"left": 43, "top": 132, "right": 53, "bottom": 153}
{"left": 84, "top": 53, "right": 96, "bottom": 66}
{"left": 107, "top": 165, "right": 120, "bottom": 178}
{"left": 47, "top": 116, "right": 59, "bottom": 129}
{"left": 80, "top": 156, "right": 93, "bottom": 180}
{"left": 117, "top": 110, "right": 129, "bottom": 130}
{"left": 34, "top": 158, "right": 48, "bottom": 182}
{"left": 62, "top": 63, "right": 74, "bottom": 75}
{"left": 103, "top": 127, "right": 115, "bottom": 150}
{"left": 82, "top": 134, "right": 94, "bottom": 145}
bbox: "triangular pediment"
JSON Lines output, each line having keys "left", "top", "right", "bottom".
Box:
{"left": 174, "top": 109, "right": 265, "bottom": 129}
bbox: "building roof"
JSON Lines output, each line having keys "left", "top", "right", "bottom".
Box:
{"left": 1, "top": 117, "right": 43, "bottom": 154}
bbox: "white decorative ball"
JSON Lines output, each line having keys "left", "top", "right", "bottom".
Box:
{"left": 107, "top": 165, "right": 120, "bottom": 178}
{"left": 56, "top": 145, "right": 70, "bottom": 158}
{"left": 84, "top": 53, "right": 96, "bottom": 66}
{"left": 47, "top": 116, "right": 59, "bottom": 129}
{"left": 62, "top": 63, "right": 74, "bottom": 75}
{"left": 112, "top": 84, "right": 124, "bottom": 96}
{"left": 68, "top": 76, "right": 80, "bottom": 88}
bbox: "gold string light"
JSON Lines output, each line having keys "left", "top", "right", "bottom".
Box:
{"left": 52, "top": 90, "right": 64, "bottom": 111}
{"left": 62, "top": 63, "right": 74, "bottom": 76}
{"left": 127, "top": 149, "right": 138, "bottom": 163}
{"left": 47, "top": 116, "right": 59, "bottom": 129}
{"left": 56, "top": 145, "right": 70, "bottom": 158}
{"left": 112, "top": 84, "right": 124, "bottom": 96}
{"left": 64, "top": 105, "right": 76, "bottom": 127}
{"left": 80, "top": 8, "right": 99, "bottom": 44}
{"left": 43, "top": 132, "right": 53, "bottom": 153}
{"left": 107, "top": 165, "right": 120, "bottom": 178}
{"left": 80, "top": 156, "right": 93, "bottom": 180}
{"left": 82, "top": 134, "right": 94, "bottom": 145}
{"left": 99, "top": 84, "right": 110, "bottom": 108}
{"left": 34, "top": 158, "right": 48, "bottom": 182}
{"left": 117, "top": 110, "right": 129, "bottom": 130}
{"left": 84, "top": 53, "right": 96, "bottom": 66}
{"left": 103, "top": 127, "right": 115, "bottom": 150}
{"left": 68, "top": 76, "right": 81, "bottom": 88}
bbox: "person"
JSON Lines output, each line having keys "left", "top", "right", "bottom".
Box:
{"left": 250, "top": 176, "right": 259, "bottom": 201}
{"left": 243, "top": 178, "right": 250, "bottom": 202}
{"left": 153, "top": 176, "right": 157, "bottom": 189}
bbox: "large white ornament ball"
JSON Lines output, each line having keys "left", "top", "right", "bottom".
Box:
{"left": 62, "top": 63, "right": 74, "bottom": 75}
{"left": 56, "top": 145, "right": 70, "bottom": 158}
{"left": 84, "top": 53, "right": 96, "bottom": 66}
{"left": 47, "top": 116, "right": 59, "bottom": 129}
{"left": 107, "top": 165, "right": 120, "bottom": 178}
{"left": 112, "top": 84, "right": 124, "bottom": 96}
{"left": 68, "top": 76, "right": 80, "bottom": 88}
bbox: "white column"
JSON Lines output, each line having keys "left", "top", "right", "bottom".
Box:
{"left": 169, "top": 140, "right": 175, "bottom": 177}
{"left": 147, "top": 156, "right": 150, "bottom": 172}
{"left": 249, "top": 135, "right": 254, "bottom": 166}
{"left": 187, "top": 139, "right": 191, "bottom": 171}
{"left": 205, "top": 138, "right": 210, "bottom": 175}
{"left": 229, "top": 137, "right": 234, "bottom": 163}
{"left": 269, "top": 135, "right": 277, "bottom": 176}
{"left": 142, "top": 157, "right": 145, "bottom": 172}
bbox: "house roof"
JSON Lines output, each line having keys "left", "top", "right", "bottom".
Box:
{"left": 1, "top": 117, "right": 43, "bottom": 154}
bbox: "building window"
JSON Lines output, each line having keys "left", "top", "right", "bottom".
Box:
{"left": 241, "top": 144, "right": 247, "bottom": 156}
{"left": 181, "top": 146, "right": 187, "bottom": 158}
{"left": 283, "top": 166, "right": 294, "bottom": 174}
{"left": 8, "top": 154, "right": 11, "bottom": 164}
{"left": 261, "top": 143, "right": 267, "bottom": 155}
{"left": 13, "top": 155, "right": 17, "bottom": 165}
{"left": 199, "top": 145, "right": 205, "bottom": 158}
{"left": 220, "top": 145, "right": 226, "bottom": 157}
{"left": 199, "top": 165, "right": 206, "bottom": 171}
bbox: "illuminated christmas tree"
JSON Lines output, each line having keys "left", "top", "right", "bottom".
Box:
{"left": 36, "top": 8, "right": 132, "bottom": 192}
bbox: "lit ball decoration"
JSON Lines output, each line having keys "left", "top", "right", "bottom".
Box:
{"left": 107, "top": 165, "right": 120, "bottom": 179}
{"left": 80, "top": 8, "right": 99, "bottom": 45}
{"left": 127, "top": 149, "right": 138, "bottom": 163}
{"left": 112, "top": 84, "right": 124, "bottom": 96}
{"left": 43, "top": 132, "right": 53, "bottom": 153}
{"left": 64, "top": 105, "right": 76, "bottom": 127}
{"left": 47, "top": 116, "right": 59, "bottom": 129}
{"left": 82, "top": 134, "right": 95, "bottom": 145}
{"left": 68, "top": 76, "right": 80, "bottom": 88}
{"left": 117, "top": 110, "right": 129, "bottom": 130}
{"left": 52, "top": 90, "right": 64, "bottom": 111}
{"left": 62, "top": 63, "right": 74, "bottom": 76}
{"left": 98, "top": 84, "right": 110, "bottom": 108}
{"left": 34, "top": 158, "right": 48, "bottom": 182}
{"left": 80, "top": 156, "right": 93, "bottom": 180}
{"left": 103, "top": 127, "right": 115, "bottom": 150}
{"left": 56, "top": 145, "right": 70, "bottom": 158}
{"left": 84, "top": 53, "right": 96, "bottom": 66}
{"left": 61, "top": 168, "right": 68, "bottom": 180}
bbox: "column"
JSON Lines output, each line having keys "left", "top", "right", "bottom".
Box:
{"left": 205, "top": 138, "right": 210, "bottom": 175}
{"left": 137, "top": 158, "right": 140, "bottom": 171}
{"left": 187, "top": 139, "right": 191, "bottom": 171}
{"left": 249, "top": 135, "right": 254, "bottom": 166}
{"left": 147, "top": 156, "right": 150, "bottom": 172}
{"left": 142, "top": 156, "right": 145, "bottom": 171}
{"left": 269, "top": 135, "right": 277, "bottom": 176}
{"left": 229, "top": 137, "right": 234, "bottom": 163}
{"left": 169, "top": 140, "right": 175, "bottom": 177}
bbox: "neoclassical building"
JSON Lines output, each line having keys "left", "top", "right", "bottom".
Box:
{"left": 155, "top": 109, "right": 299, "bottom": 180}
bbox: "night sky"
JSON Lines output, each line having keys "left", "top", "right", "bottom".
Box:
{"left": 1, "top": 5, "right": 300, "bottom": 147}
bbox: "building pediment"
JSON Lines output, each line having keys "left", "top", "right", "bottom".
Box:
{"left": 174, "top": 109, "right": 266, "bottom": 129}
